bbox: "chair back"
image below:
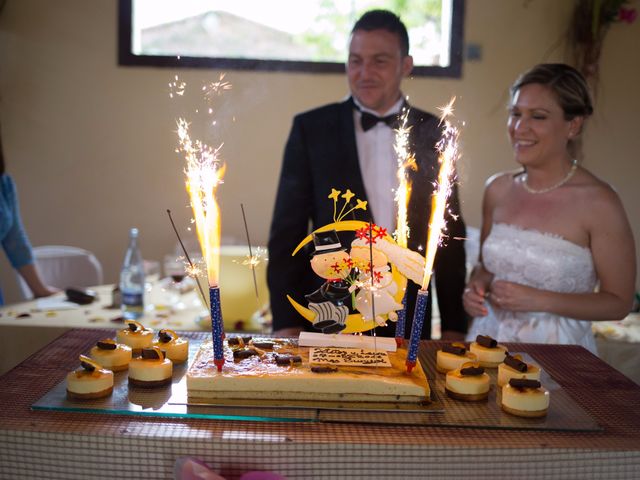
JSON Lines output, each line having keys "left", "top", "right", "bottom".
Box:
{"left": 18, "top": 245, "right": 104, "bottom": 299}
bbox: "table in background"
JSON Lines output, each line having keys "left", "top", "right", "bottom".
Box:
{"left": 0, "top": 282, "right": 212, "bottom": 375}
{"left": 0, "top": 329, "right": 639, "bottom": 479}
{"left": 593, "top": 312, "right": 640, "bottom": 385}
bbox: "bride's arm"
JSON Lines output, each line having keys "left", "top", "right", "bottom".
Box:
{"left": 462, "top": 174, "right": 501, "bottom": 317}
{"left": 490, "top": 185, "right": 635, "bottom": 321}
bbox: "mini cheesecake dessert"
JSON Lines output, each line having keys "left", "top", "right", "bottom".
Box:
{"left": 497, "top": 353, "right": 541, "bottom": 387}
{"left": 66, "top": 355, "right": 114, "bottom": 400}
{"left": 128, "top": 346, "right": 173, "bottom": 388}
{"left": 436, "top": 342, "right": 478, "bottom": 373}
{"left": 469, "top": 335, "right": 507, "bottom": 368}
{"left": 116, "top": 320, "right": 153, "bottom": 355}
{"left": 445, "top": 362, "right": 490, "bottom": 402}
{"left": 153, "top": 329, "right": 189, "bottom": 364}
{"left": 89, "top": 338, "right": 132, "bottom": 372}
{"left": 501, "top": 378, "right": 550, "bottom": 418}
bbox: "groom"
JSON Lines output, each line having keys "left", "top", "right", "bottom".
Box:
{"left": 267, "top": 10, "right": 467, "bottom": 340}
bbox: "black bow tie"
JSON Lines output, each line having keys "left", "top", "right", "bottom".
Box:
{"left": 359, "top": 110, "right": 401, "bottom": 131}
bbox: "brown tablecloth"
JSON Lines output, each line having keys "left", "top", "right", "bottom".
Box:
{"left": 1, "top": 329, "right": 639, "bottom": 479}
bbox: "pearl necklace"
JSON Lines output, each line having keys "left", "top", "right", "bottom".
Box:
{"left": 521, "top": 160, "right": 578, "bottom": 194}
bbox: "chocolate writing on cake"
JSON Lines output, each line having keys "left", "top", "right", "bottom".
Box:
{"left": 311, "top": 366, "right": 338, "bottom": 374}
{"left": 309, "top": 347, "right": 391, "bottom": 367}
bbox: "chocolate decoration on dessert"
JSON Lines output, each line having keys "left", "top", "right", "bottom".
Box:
{"left": 275, "top": 354, "right": 302, "bottom": 366}
{"left": 252, "top": 341, "right": 275, "bottom": 349}
{"left": 80, "top": 359, "right": 96, "bottom": 372}
{"left": 96, "top": 339, "right": 117, "bottom": 350}
{"left": 460, "top": 365, "right": 485, "bottom": 376}
{"left": 158, "top": 330, "right": 174, "bottom": 343}
{"left": 228, "top": 336, "right": 252, "bottom": 346}
{"left": 127, "top": 322, "right": 139, "bottom": 332}
{"left": 141, "top": 348, "right": 163, "bottom": 360}
{"left": 442, "top": 343, "right": 466, "bottom": 355}
{"left": 311, "top": 366, "right": 338, "bottom": 374}
{"left": 476, "top": 335, "right": 497, "bottom": 348}
{"left": 509, "top": 378, "right": 541, "bottom": 389}
{"left": 233, "top": 348, "right": 258, "bottom": 359}
{"left": 504, "top": 354, "right": 528, "bottom": 372}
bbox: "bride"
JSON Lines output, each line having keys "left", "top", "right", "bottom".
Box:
{"left": 463, "top": 63, "right": 636, "bottom": 354}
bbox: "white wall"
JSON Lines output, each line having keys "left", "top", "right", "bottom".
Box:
{"left": 1, "top": 0, "right": 638, "bottom": 304}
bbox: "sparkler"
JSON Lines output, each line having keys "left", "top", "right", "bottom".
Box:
{"left": 240, "top": 203, "right": 260, "bottom": 302}
{"left": 166, "top": 209, "right": 208, "bottom": 308}
{"left": 177, "top": 115, "right": 227, "bottom": 372}
{"left": 406, "top": 97, "right": 460, "bottom": 372}
{"left": 392, "top": 106, "right": 415, "bottom": 347}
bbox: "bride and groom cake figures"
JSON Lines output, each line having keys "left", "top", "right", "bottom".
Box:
{"left": 302, "top": 222, "right": 425, "bottom": 335}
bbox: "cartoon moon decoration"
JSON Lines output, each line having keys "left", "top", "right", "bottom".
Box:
{"left": 287, "top": 220, "right": 408, "bottom": 333}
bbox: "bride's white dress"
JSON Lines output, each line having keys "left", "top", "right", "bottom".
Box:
{"left": 466, "top": 223, "right": 598, "bottom": 354}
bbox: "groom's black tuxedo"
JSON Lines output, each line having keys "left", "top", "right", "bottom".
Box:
{"left": 267, "top": 98, "right": 467, "bottom": 338}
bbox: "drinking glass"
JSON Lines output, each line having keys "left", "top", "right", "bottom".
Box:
{"left": 164, "top": 255, "right": 187, "bottom": 286}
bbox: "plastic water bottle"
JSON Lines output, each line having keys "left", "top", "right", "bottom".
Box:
{"left": 120, "top": 227, "right": 145, "bottom": 319}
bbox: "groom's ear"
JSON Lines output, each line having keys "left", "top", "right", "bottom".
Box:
{"left": 402, "top": 55, "right": 414, "bottom": 77}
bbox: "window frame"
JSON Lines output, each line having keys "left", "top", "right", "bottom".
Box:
{"left": 117, "top": 0, "right": 465, "bottom": 78}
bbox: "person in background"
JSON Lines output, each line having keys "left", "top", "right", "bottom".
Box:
{"left": 268, "top": 10, "right": 467, "bottom": 340}
{"left": 0, "top": 127, "right": 56, "bottom": 304}
{"left": 463, "top": 63, "right": 636, "bottom": 353}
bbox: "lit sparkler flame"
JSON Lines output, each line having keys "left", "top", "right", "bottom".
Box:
{"left": 232, "top": 246, "right": 268, "bottom": 269}
{"left": 406, "top": 96, "right": 462, "bottom": 371}
{"left": 393, "top": 106, "right": 414, "bottom": 248}
{"left": 203, "top": 73, "right": 232, "bottom": 100}
{"left": 421, "top": 97, "right": 460, "bottom": 290}
{"left": 168, "top": 75, "right": 186, "bottom": 98}
{"left": 177, "top": 117, "right": 226, "bottom": 287}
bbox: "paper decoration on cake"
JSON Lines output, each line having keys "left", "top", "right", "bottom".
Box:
{"left": 287, "top": 189, "right": 425, "bottom": 334}
{"left": 309, "top": 347, "right": 391, "bottom": 367}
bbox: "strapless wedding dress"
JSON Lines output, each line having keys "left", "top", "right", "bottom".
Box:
{"left": 466, "top": 223, "right": 598, "bottom": 354}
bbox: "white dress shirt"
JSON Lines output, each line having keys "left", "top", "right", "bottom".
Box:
{"left": 352, "top": 96, "right": 404, "bottom": 233}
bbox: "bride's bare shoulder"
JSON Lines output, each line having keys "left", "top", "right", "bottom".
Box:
{"left": 575, "top": 167, "right": 630, "bottom": 222}
{"left": 485, "top": 169, "right": 522, "bottom": 194}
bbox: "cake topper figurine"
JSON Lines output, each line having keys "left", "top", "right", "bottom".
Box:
{"left": 305, "top": 230, "right": 352, "bottom": 333}
{"left": 288, "top": 189, "right": 425, "bottom": 334}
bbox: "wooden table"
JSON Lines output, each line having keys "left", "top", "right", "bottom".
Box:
{"left": 0, "top": 329, "right": 639, "bottom": 479}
